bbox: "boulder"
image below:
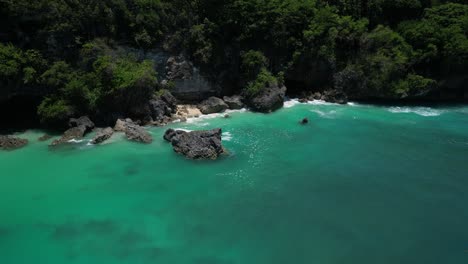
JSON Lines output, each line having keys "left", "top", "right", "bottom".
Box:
{"left": 91, "top": 127, "right": 114, "bottom": 145}
{"left": 163, "top": 128, "right": 185, "bottom": 142}
{"left": 163, "top": 128, "right": 225, "bottom": 160}
{"left": 68, "top": 116, "right": 95, "bottom": 131}
{"left": 50, "top": 126, "right": 87, "bottom": 146}
{"left": 114, "top": 118, "right": 131, "bottom": 132}
{"left": 198, "top": 97, "right": 229, "bottom": 114}
{"left": 124, "top": 123, "right": 152, "bottom": 143}
{"left": 248, "top": 84, "right": 286, "bottom": 113}
{"left": 0, "top": 136, "right": 28, "bottom": 150}
{"left": 223, "top": 95, "right": 244, "bottom": 109}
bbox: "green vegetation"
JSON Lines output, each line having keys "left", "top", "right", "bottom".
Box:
{"left": 0, "top": 0, "right": 467, "bottom": 127}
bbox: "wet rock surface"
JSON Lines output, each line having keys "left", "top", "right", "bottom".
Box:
{"left": 163, "top": 128, "right": 225, "bottom": 160}
{"left": 0, "top": 135, "right": 28, "bottom": 150}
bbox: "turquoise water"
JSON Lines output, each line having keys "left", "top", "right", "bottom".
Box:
{"left": 1, "top": 101, "right": 468, "bottom": 264}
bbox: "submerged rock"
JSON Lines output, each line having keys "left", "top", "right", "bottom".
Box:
{"left": 38, "top": 134, "right": 52, "bottom": 141}
{"left": 300, "top": 118, "right": 309, "bottom": 125}
{"left": 0, "top": 136, "right": 28, "bottom": 150}
{"left": 50, "top": 126, "right": 87, "bottom": 146}
{"left": 248, "top": 84, "right": 286, "bottom": 113}
{"left": 124, "top": 123, "right": 152, "bottom": 143}
{"left": 223, "top": 95, "right": 244, "bottom": 110}
{"left": 198, "top": 97, "right": 229, "bottom": 114}
{"left": 163, "top": 128, "right": 225, "bottom": 160}
{"left": 91, "top": 127, "right": 114, "bottom": 144}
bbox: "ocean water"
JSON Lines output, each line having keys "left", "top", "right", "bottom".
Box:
{"left": 1, "top": 102, "right": 468, "bottom": 264}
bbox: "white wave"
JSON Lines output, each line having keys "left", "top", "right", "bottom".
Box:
{"left": 284, "top": 99, "right": 301, "bottom": 108}
{"left": 387, "top": 107, "right": 443, "bottom": 117}
{"left": 306, "top": 100, "right": 339, "bottom": 106}
{"left": 67, "top": 139, "right": 84, "bottom": 143}
{"left": 176, "top": 128, "right": 193, "bottom": 132}
{"left": 222, "top": 131, "right": 233, "bottom": 141}
{"left": 310, "top": 109, "right": 337, "bottom": 118}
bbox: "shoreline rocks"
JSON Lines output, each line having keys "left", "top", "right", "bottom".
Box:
{"left": 91, "top": 127, "right": 114, "bottom": 144}
{"left": 114, "top": 119, "right": 152, "bottom": 143}
{"left": 223, "top": 95, "right": 244, "bottom": 110}
{"left": 198, "top": 97, "right": 229, "bottom": 114}
{"left": 50, "top": 126, "right": 87, "bottom": 146}
{"left": 163, "top": 128, "right": 225, "bottom": 160}
{"left": 248, "top": 84, "right": 286, "bottom": 113}
{"left": 0, "top": 135, "right": 28, "bottom": 150}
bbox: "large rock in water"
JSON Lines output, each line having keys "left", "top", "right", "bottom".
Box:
{"left": 163, "top": 128, "right": 225, "bottom": 160}
{"left": 50, "top": 126, "right": 87, "bottom": 146}
{"left": 0, "top": 135, "right": 28, "bottom": 150}
{"left": 198, "top": 97, "right": 229, "bottom": 114}
{"left": 91, "top": 127, "right": 114, "bottom": 144}
{"left": 223, "top": 95, "right": 244, "bottom": 109}
{"left": 248, "top": 83, "right": 286, "bottom": 113}
{"left": 124, "top": 123, "right": 152, "bottom": 143}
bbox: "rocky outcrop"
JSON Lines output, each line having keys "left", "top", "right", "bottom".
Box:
{"left": 50, "top": 116, "right": 96, "bottom": 146}
{"left": 68, "top": 116, "right": 95, "bottom": 132}
{"left": 91, "top": 127, "right": 114, "bottom": 144}
{"left": 125, "top": 123, "right": 152, "bottom": 143}
{"left": 113, "top": 119, "right": 152, "bottom": 143}
{"left": 50, "top": 126, "right": 87, "bottom": 146}
{"left": 198, "top": 97, "right": 229, "bottom": 114}
{"left": 248, "top": 84, "right": 286, "bottom": 113}
{"left": 223, "top": 95, "right": 244, "bottom": 109}
{"left": 0, "top": 136, "right": 28, "bottom": 150}
{"left": 148, "top": 90, "right": 178, "bottom": 125}
{"left": 320, "top": 90, "right": 348, "bottom": 104}
{"left": 163, "top": 128, "right": 225, "bottom": 160}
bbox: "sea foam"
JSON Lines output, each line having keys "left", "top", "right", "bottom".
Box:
{"left": 387, "top": 107, "right": 443, "bottom": 117}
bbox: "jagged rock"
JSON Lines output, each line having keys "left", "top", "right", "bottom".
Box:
{"left": 198, "top": 97, "right": 229, "bottom": 114}
{"left": 321, "top": 90, "right": 348, "bottom": 104}
{"left": 124, "top": 123, "right": 152, "bottom": 143}
{"left": 0, "top": 136, "right": 28, "bottom": 150}
{"left": 50, "top": 126, "right": 87, "bottom": 146}
{"left": 114, "top": 119, "right": 131, "bottom": 132}
{"left": 163, "top": 128, "right": 225, "bottom": 160}
{"left": 223, "top": 95, "right": 244, "bottom": 109}
{"left": 91, "top": 127, "right": 114, "bottom": 145}
{"left": 68, "top": 116, "right": 95, "bottom": 131}
{"left": 38, "top": 134, "right": 52, "bottom": 141}
{"left": 248, "top": 84, "right": 286, "bottom": 113}
{"left": 163, "top": 128, "right": 185, "bottom": 142}
{"left": 147, "top": 91, "right": 178, "bottom": 124}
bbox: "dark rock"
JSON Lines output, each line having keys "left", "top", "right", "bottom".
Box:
{"left": 300, "top": 118, "right": 309, "bottom": 125}
{"left": 147, "top": 91, "right": 177, "bottom": 124}
{"left": 198, "top": 97, "right": 229, "bottom": 114}
{"left": 248, "top": 84, "right": 287, "bottom": 113}
{"left": 164, "top": 128, "right": 225, "bottom": 160}
{"left": 298, "top": 98, "right": 308, "bottom": 103}
{"left": 223, "top": 95, "right": 244, "bottom": 109}
{"left": 224, "top": 114, "right": 231, "bottom": 118}
{"left": 68, "top": 116, "right": 95, "bottom": 131}
{"left": 163, "top": 128, "right": 185, "bottom": 142}
{"left": 321, "top": 90, "right": 348, "bottom": 104}
{"left": 124, "top": 123, "right": 152, "bottom": 143}
{"left": 91, "top": 127, "right": 114, "bottom": 145}
{"left": 50, "top": 126, "right": 87, "bottom": 146}
{"left": 38, "top": 134, "right": 52, "bottom": 141}
{"left": 0, "top": 136, "right": 28, "bottom": 150}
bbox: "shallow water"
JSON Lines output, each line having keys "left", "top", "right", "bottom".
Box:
{"left": 1, "top": 102, "right": 468, "bottom": 264}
